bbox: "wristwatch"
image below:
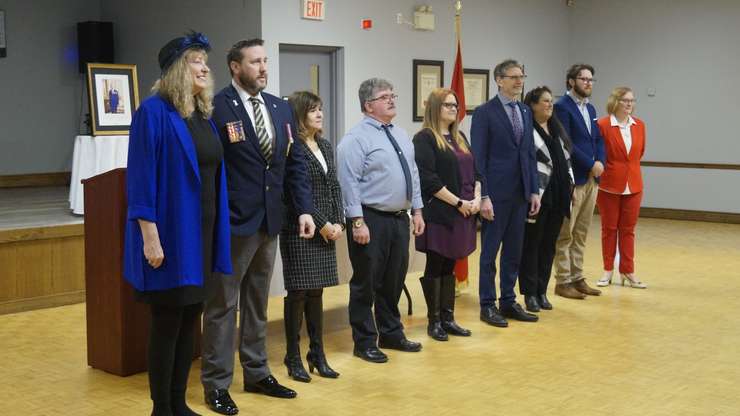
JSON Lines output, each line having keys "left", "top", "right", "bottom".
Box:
{"left": 456, "top": 199, "right": 464, "bottom": 208}
{"left": 352, "top": 218, "right": 365, "bottom": 229}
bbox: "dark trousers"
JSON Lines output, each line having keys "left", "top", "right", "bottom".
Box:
{"left": 518, "top": 205, "right": 565, "bottom": 295}
{"left": 478, "top": 197, "right": 528, "bottom": 308}
{"left": 148, "top": 303, "right": 202, "bottom": 411}
{"left": 347, "top": 209, "right": 410, "bottom": 349}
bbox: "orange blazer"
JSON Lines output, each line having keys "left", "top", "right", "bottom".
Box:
{"left": 596, "top": 116, "right": 645, "bottom": 194}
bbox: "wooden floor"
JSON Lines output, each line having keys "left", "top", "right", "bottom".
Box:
{"left": 1, "top": 217, "right": 739, "bottom": 416}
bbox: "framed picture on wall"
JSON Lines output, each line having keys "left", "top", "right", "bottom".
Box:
{"left": 86, "top": 63, "right": 140, "bottom": 136}
{"left": 462, "top": 68, "right": 490, "bottom": 114}
{"left": 412, "top": 59, "right": 444, "bottom": 122}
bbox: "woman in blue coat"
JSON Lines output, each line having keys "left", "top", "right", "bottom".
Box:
{"left": 123, "top": 32, "right": 231, "bottom": 416}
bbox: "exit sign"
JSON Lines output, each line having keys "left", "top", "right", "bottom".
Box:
{"left": 302, "top": 0, "right": 325, "bottom": 21}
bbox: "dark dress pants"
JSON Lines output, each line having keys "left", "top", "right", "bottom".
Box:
{"left": 478, "top": 197, "right": 528, "bottom": 308}
{"left": 518, "top": 205, "right": 565, "bottom": 295}
{"left": 347, "top": 209, "right": 410, "bottom": 349}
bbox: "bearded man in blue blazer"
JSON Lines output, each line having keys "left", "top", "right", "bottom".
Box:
{"left": 201, "top": 38, "right": 315, "bottom": 415}
{"left": 471, "top": 59, "right": 541, "bottom": 327}
{"left": 552, "top": 63, "right": 606, "bottom": 300}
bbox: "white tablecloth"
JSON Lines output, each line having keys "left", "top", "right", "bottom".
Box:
{"left": 69, "top": 135, "right": 129, "bottom": 215}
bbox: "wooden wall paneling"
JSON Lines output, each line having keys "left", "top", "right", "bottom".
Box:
{"left": 15, "top": 240, "right": 54, "bottom": 299}
{"left": 0, "top": 244, "right": 19, "bottom": 302}
{"left": 51, "top": 236, "right": 85, "bottom": 293}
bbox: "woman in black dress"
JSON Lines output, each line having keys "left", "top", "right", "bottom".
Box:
{"left": 280, "top": 91, "right": 343, "bottom": 382}
{"left": 413, "top": 88, "right": 481, "bottom": 341}
{"left": 124, "top": 32, "right": 232, "bottom": 416}
{"left": 518, "top": 86, "right": 573, "bottom": 312}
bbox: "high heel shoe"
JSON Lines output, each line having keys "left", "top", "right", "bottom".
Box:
{"left": 620, "top": 273, "right": 647, "bottom": 289}
{"left": 596, "top": 270, "right": 613, "bottom": 287}
{"left": 284, "top": 355, "right": 311, "bottom": 382}
{"left": 306, "top": 351, "right": 339, "bottom": 378}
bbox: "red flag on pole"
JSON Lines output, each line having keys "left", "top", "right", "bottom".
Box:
{"left": 450, "top": 39, "right": 466, "bottom": 122}
{"left": 451, "top": 1, "right": 469, "bottom": 291}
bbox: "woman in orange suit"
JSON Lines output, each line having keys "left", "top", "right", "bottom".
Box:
{"left": 596, "top": 87, "right": 647, "bottom": 288}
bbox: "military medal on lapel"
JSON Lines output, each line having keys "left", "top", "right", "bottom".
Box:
{"left": 225, "top": 120, "right": 246, "bottom": 143}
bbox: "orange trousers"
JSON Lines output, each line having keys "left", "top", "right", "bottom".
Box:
{"left": 596, "top": 190, "right": 642, "bottom": 274}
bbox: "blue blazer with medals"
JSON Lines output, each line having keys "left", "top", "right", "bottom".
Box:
{"left": 471, "top": 95, "right": 538, "bottom": 202}
{"left": 212, "top": 85, "right": 313, "bottom": 237}
{"left": 123, "top": 95, "right": 232, "bottom": 291}
{"left": 553, "top": 95, "right": 606, "bottom": 185}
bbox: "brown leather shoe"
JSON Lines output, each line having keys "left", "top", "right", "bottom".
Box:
{"left": 573, "top": 279, "right": 602, "bottom": 296}
{"left": 554, "top": 283, "right": 586, "bottom": 299}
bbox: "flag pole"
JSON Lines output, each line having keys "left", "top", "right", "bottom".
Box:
{"left": 455, "top": 0, "right": 462, "bottom": 43}
{"left": 451, "top": 0, "right": 470, "bottom": 293}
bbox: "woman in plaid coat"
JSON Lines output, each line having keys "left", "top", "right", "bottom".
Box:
{"left": 280, "top": 91, "right": 343, "bottom": 383}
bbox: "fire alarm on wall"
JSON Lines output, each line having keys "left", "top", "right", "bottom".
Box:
{"left": 361, "top": 19, "right": 372, "bottom": 30}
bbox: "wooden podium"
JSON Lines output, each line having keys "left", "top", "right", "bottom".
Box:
{"left": 83, "top": 168, "right": 149, "bottom": 376}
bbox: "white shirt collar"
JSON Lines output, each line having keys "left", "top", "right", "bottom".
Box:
{"left": 610, "top": 114, "right": 636, "bottom": 127}
{"left": 567, "top": 90, "right": 589, "bottom": 106}
{"left": 231, "top": 79, "right": 264, "bottom": 104}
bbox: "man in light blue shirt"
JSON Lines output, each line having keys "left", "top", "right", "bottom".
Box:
{"left": 337, "top": 78, "right": 425, "bottom": 363}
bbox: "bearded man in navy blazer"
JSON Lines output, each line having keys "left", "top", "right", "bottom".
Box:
{"left": 472, "top": 59, "right": 541, "bottom": 327}
{"left": 201, "top": 38, "right": 315, "bottom": 415}
{"left": 552, "top": 63, "right": 605, "bottom": 300}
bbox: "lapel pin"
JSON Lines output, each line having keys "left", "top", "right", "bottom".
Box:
{"left": 233, "top": 99, "right": 239, "bottom": 107}
{"left": 272, "top": 103, "right": 277, "bottom": 108}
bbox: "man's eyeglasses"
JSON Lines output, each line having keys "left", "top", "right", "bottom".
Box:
{"left": 577, "top": 77, "right": 596, "bottom": 84}
{"left": 442, "top": 102, "right": 459, "bottom": 110}
{"left": 367, "top": 94, "right": 398, "bottom": 103}
{"left": 501, "top": 75, "right": 527, "bottom": 82}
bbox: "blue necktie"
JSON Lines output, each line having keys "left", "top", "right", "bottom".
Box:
{"left": 508, "top": 102, "right": 523, "bottom": 144}
{"left": 381, "top": 125, "right": 413, "bottom": 202}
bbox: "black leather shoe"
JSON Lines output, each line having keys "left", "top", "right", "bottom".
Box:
{"left": 205, "top": 389, "right": 238, "bottom": 415}
{"left": 524, "top": 295, "right": 541, "bottom": 312}
{"left": 353, "top": 346, "right": 388, "bottom": 363}
{"left": 538, "top": 294, "right": 553, "bottom": 310}
{"left": 500, "top": 303, "right": 539, "bottom": 322}
{"left": 441, "top": 320, "right": 472, "bottom": 336}
{"left": 480, "top": 306, "right": 508, "bottom": 327}
{"left": 378, "top": 338, "right": 422, "bottom": 352}
{"left": 427, "top": 321, "right": 449, "bottom": 341}
{"left": 243, "top": 375, "right": 297, "bottom": 399}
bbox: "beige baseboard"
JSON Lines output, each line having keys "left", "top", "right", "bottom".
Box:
{"left": 639, "top": 207, "right": 740, "bottom": 224}
{"left": 0, "top": 291, "right": 86, "bottom": 315}
{"left": 0, "top": 172, "right": 71, "bottom": 188}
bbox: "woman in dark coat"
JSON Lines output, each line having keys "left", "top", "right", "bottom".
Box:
{"left": 280, "top": 91, "right": 343, "bottom": 382}
{"left": 413, "top": 88, "right": 482, "bottom": 341}
{"left": 124, "top": 31, "right": 231, "bottom": 416}
{"left": 518, "top": 86, "right": 574, "bottom": 312}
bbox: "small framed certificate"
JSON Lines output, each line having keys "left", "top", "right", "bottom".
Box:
{"left": 412, "top": 59, "right": 444, "bottom": 122}
{"left": 463, "top": 68, "right": 490, "bottom": 114}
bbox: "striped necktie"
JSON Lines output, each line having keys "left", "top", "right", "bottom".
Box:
{"left": 508, "top": 102, "right": 523, "bottom": 144}
{"left": 249, "top": 97, "right": 272, "bottom": 160}
{"left": 381, "top": 125, "right": 413, "bottom": 202}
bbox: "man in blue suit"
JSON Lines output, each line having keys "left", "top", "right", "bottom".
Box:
{"left": 472, "top": 59, "right": 541, "bottom": 326}
{"left": 202, "top": 38, "right": 315, "bottom": 415}
{"left": 552, "top": 63, "right": 605, "bottom": 299}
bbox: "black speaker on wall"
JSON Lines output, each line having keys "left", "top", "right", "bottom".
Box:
{"left": 77, "top": 21, "right": 114, "bottom": 73}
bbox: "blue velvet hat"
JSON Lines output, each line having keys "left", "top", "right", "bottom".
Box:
{"left": 158, "top": 31, "right": 211, "bottom": 73}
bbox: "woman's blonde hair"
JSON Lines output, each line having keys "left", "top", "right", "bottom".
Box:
{"left": 421, "top": 88, "right": 469, "bottom": 153}
{"left": 152, "top": 49, "right": 213, "bottom": 118}
{"left": 288, "top": 91, "right": 323, "bottom": 141}
{"left": 606, "top": 86, "right": 633, "bottom": 115}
